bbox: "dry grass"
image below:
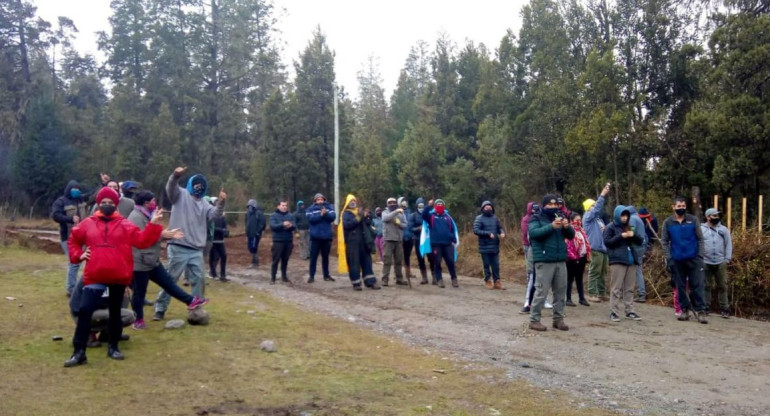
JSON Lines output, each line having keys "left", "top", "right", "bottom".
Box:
{"left": 0, "top": 244, "right": 615, "bottom": 416}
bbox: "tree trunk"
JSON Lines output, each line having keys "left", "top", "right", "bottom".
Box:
{"left": 691, "top": 186, "right": 703, "bottom": 219}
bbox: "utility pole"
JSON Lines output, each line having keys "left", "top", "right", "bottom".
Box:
{"left": 333, "top": 83, "right": 340, "bottom": 225}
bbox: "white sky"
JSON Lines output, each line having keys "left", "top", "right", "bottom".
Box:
{"left": 34, "top": 0, "right": 527, "bottom": 99}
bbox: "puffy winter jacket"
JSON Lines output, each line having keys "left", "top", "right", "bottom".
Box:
{"left": 528, "top": 212, "right": 575, "bottom": 263}
{"left": 68, "top": 212, "right": 162, "bottom": 286}
{"left": 473, "top": 201, "right": 504, "bottom": 254}
{"left": 269, "top": 210, "right": 296, "bottom": 242}
{"left": 603, "top": 206, "right": 645, "bottom": 265}
{"left": 661, "top": 214, "right": 704, "bottom": 262}
{"left": 52, "top": 180, "right": 88, "bottom": 242}
{"left": 306, "top": 202, "right": 336, "bottom": 240}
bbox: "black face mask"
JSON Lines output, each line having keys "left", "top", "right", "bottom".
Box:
{"left": 709, "top": 217, "right": 720, "bottom": 225}
{"left": 387, "top": 204, "right": 397, "bottom": 211}
{"left": 123, "top": 190, "right": 135, "bottom": 199}
{"left": 483, "top": 209, "right": 493, "bottom": 216}
{"left": 675, "top": 208, "right": 686, "bottom": 216}
{"left": 100, "top": 205, "right": 117, "bottom": 216}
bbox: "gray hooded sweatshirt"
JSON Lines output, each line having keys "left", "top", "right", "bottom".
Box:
{"left": 166, "top": 173, "right": 224, "bottom": 249}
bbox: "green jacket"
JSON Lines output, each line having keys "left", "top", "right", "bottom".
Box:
{"left": 528, "top": 212, "right": 575, "bottom": 263}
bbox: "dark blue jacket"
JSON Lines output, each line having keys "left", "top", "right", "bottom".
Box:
{"left": 408, "top": 198, "right": 425, "bottom": 240}
{"left": 421, "top": 207, "right": 457, "bottom": 246}
{"left": 269, "top": 210, "right": 296, "bottom": 242}
{"left": 661, "top": 214, "right": 704, "bottom": 262}
{"left": 473, "top": 202, "right": 504, "bottom": 254}
{"left": 51, "top": 180, "right": 87, "bottom": 242}
{"left": 603, "top": 206, "right": 645, "bottom": 265}
{"left": 306, "top": 202, "right": 336, "bottom": 240}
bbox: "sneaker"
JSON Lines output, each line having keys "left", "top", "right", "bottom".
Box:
{"left": 529, "top": 321, "right": 547, "bottom": 331}
{"left": 143, "top": 299, "right": 154, "bottom": 306}
{"left": 697, "top": 311, "right": 708, "bottom": 324}
{"left": 485, "top": 280, "right": 493, "bottom": 289}
{"left": 544, "top": 302, "right": 553, "bottom": 309}
{"left": 519, "top": 305, "right": 531, "bottom": 314}
{"left": 677, "top": 310, "right": 690, "bottom": 321}
{"left": 437, "top": 280, "right": 446, "bottom": 288}
{"left": 610, "top": 312, "right": 621, "bottom": 322}
{"left": 353, "top": 284, "right": 363, "bottom": 291}
{"left": 395, "top": 280, "right": 409, "bottom": 286}
{"left": 451, "top": 279, "right": 459, "bottom": 288}
{"left": 579, "top": 299, "right": 590, "bottom": 306}
{"left": 634, "top": 295, "right": 646, "bottom": 303}
{"left": 626, "top": 312, "right": 642, "bottom": 321}
{"left": 493, "top": 280, "right": 505, "bottom": 290}
{"left": 721, "top": 309, "right": 730, "bottom": 319}
{"left": 307, "top": 277, "right": 315, "bottom": 284}
{"left": 188, "top": 296, "right": 209, "bottom": 310}
{"left": 566, "top": 299, "right": 576, "bottom": 307}
{"left": 132, "top": 319, "right": 147, "bottom": 330}
{"left": 323, "top": 276, "right": 336, "bottom": 282}
{"left": 552, "top": 320, "right": 569, "bottom": 331}
{"left": 587, "top": 296, "right": 602, "bottom": 303}
{"left": 152, "top": 311, "right": 165, "bottom": 321}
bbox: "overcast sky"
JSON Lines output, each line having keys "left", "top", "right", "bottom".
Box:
{"left": 34, "top": 0, "right": 527, "bottom": 99}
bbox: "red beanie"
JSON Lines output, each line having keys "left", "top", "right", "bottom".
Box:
{"left": 96, "top": 187, "right": 120, "bottom": 205}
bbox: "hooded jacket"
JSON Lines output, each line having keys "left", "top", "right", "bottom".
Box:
{"left": 269, "top": 208, "right": 296, "bottom": 242}
{"left": 521, "top": 202, "right": 535, "bottom": 247}
{"left": 603, "top": 206, "right": 645, "bottom": 265}
{"left": 52, "top": 180, "right": 88, "bottom": 242}
{"left": 245, "top": 199, "right": 266, "bottom": 238}
{"left": 166, "top": 173, "right": 224, "bottom": 249}
{"left": 305, "top": 199, "right": 336, "bottom": 240}
{"left": 408, "top": 198, "right": 425, "bottom": 240}
{"left": 421, "top": 203, "right": 457, "bottom": 246}
{"left": 294, "top": 201, "right": 310, "bottom": 230}
{"left": 381, "top": 204, "right": 407, "bottom": 242}
{"left": 700, "top": 221, "right": 732, "bottom": 265}
{"left": 582, "top": 195, "right": 608, "bottom": 253}
{"left": 626, "top": 206, "right": 648, "bottom": 259}
{"left": 337, "top": 194, "right": 373, "bottom": 274}
{"left": 397, "top": 197, "right": 414, "bottom": 241}
{"left": 127, "top": 206, "right": 162, "bottom": 272}
{"left": 68, "top": 212, "right": 162, "bottom": 286}
{"left": 473, "top": 201, "right": 505, "bottom": 254}
{"left": 528, "top": 209, "right": 575, "bottom": 263}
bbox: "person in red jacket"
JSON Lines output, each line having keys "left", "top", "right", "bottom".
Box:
{"left": 64, "top": 187, "right": 163, "bottom": 367}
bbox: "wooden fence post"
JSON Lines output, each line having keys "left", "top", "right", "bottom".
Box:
{"left": 742, "top": 197, "right": 747, "bottom": 232}
{"left": 714, "top": 195, "right": 718, "bottom": 210}
{"left": 759, "top": 195, "right": 764, "bottom": 237}
{"left": 727, "top": 197, "right": 732, "bottom": 230}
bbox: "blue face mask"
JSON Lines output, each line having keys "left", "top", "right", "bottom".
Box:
{"left": 70, "top": 189, "right": 81, "bottom": 199}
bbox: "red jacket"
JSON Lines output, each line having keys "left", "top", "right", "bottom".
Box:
{"left": 68, "top": 212, "right": 162, "bottom": 286}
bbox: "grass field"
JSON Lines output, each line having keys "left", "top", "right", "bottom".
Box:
{"left": 0, "top": 244, "right": 613, "bottom": 416}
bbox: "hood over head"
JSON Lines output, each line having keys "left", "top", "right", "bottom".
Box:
{"left": 613, "top": 205, "right": 631, "bottom": 226}
{"left": 481, "top": 200, "right": 494, "bottom": 213}
{"left": 186, "top": 174, "right": 208, "bottom": 198}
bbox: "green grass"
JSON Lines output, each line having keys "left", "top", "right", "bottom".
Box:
{"left": 0, "top": 245, "right": 614, "bottom": 416}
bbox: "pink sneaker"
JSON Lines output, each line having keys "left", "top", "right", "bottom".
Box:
{"left": 188, "top": 296, "right": 209, "bottom": 310}
{"left": 132, "top": 319, "right": 147, "bottom": 330}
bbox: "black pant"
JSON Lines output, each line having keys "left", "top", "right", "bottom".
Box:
{"left": 346, "top": 241, "right": 375, "bottom": 286}
{"left": 73, "top": 284, "right": 125, "bottom": 351}
{"left": 209, "top": 242, "right": 227, "bottom": 277}
{"left": 671, "top": 258, "right": 706, "bottom": 312}
{"left": 403, "top": 239, "right": 414, "bottom": 268}
{"left": 132, "top": 264, "right": 194, "bottom": 320}
{"left": 480, "top": 252, "right": 500, "bottom": 281}
{"left": 309, "top": 238, "right": 332, "bottom": 279}
{"left": 271, "top": 241, "right": 293, "bottom": 280}
{"left": 432, "top": 244, "right": 456, "bottom": 281}
{"left": 566, "top": 256, "right": 588, "bottom": 301}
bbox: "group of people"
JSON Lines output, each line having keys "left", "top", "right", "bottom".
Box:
{"left": 53, "top": 170, "right": 734, "bottom": 366}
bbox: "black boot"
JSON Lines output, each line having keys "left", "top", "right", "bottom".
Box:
{"left": 107, "top": 345, "right": 125, "bottom": 360}
{"left": 64, "top": 349, "right": 87, "bottom": 367}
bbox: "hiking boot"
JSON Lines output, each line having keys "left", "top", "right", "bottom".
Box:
{"left": 610, "top": 312, "right": 621, "bottom": 322}
{"left": 188, "top": 296, "right": 209, "bottom": 310}
{"left": 552, "top": 320, "right": 569, "bottom": 331}
{"left": 721, "top": 309, "right": 730, "bottom": 319}
{"left": 626, "top": 312, "right": 642, "bottom": 321}
{"left": 587, "top": 296, "right": 602, "bottom": 303}
{"left": 451, "top": 279, "right": 459, "bottom": 288}
{"left": 353, "top": 284, "right": 363, "bottom": 291}
{"left": 493, "top": 280, "right": 505, "bottom": 290}
{"left": 485, "top": 280, "right": 493, "bottom": 289}
{"left": 152, "top": 311, "right": 165, "bottom": 321}
{"left": 529, "top": 321, "right": 547, "bottom": 331}
{"left": 437, "top": 280, "right": 446, "bottom": 288}
{"left": 697, "top": 311, "right": 708, "bottom": 324}
{"left": 579, "top": 299, "right": 590, "bottom": 306}
{"left": 382, "top": 277, "right": 389, "bottom": 287}
{"left": 307, "top": 277, "right": 315, "bottom": 284}
{"left": 634, "top": 295, "right": 646, "bottom": 303}
{"left": 395, "top": 280, "right": 409, "bottom": 286}
{"left": 420, "top": 270, "right": 428, "bottom": 285}
{"left": 566, "top": 299, "right": 576, "bottom": 307}
{"left": 519, "top": 305, "right": 531, "bottom": 314}
{"left": 132, "top": 319, "right": 147, "bottom": 330}
{"left": 64, "top": 350, "right": 87, "bottom": 368}
{"left": 677, "top": 309, "right": 690, "bottom": 321}
{"left": 323, "top": 276, "right": 336, "bottom": 282}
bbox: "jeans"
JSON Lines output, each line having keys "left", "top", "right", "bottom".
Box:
{"left": 61, "top": 241, "right": 80, "bottom": 295}
{"left": 431, "top": 244, "right": 456, "bottom": 282}
{"left": 209, "top": 242, "right": 227, "bottom": 277}
{"left": 480, "top": 252, "right": 500, "bottom": 281}
{"left": 156, "top": 244, "right": 205, "bottom": 312}
{"left": 670, "top": 258, "right": 707, "bottom": 312}
{"left": 309, "top": 238, "right": 332, "bottom": 279}
{"left": 134, "top": 264, "right": 194, "bottom": 318}
{"left": 530, "top": 262, "right": 567, "bottom": 323}
{"left": 271, "top": 241, "right": 293, "bottom": 280}
{"left": 73, "top": 284, "right": 125, "bottom": 351}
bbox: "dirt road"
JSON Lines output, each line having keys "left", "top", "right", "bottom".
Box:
{"left": 216, "top": 238, "right": 770, "bottom": 416}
